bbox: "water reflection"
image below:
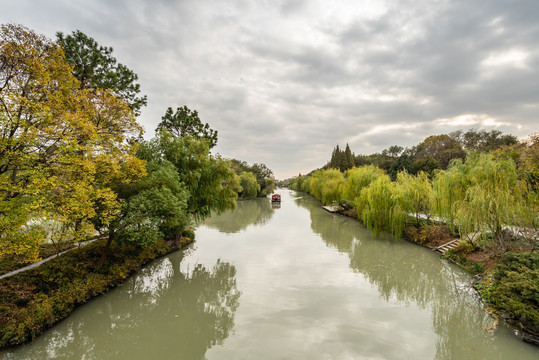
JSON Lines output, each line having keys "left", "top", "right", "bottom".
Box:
{"left": 5, "top": 255, "right": 240, "bottom": 360}
{"left": 204, "top": 197, "right": 274, "bottom": 233}
{"left": 293, "top": 193, "right": 522, "bottom": 360}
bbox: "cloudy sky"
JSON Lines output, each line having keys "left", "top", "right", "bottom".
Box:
{"left": 2, "top": 0, "right": 539, "bottom": 179}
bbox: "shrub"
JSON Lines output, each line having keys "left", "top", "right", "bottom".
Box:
{"left": 490, "top": 252, "right": 539, "bottom": 327}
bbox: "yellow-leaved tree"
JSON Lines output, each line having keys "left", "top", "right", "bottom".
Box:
{"left": 0, "top": 24, "right": 145, "bottom": 261}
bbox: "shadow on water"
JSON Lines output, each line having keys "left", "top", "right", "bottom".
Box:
{"left": 203, "top": 197, "right": 274, "bottom": 233}
{"left": 293, "top": 191, "right": 536, "bottom": 360}
{"left": 4, "top": 253, "right": 240, "bottom": 360}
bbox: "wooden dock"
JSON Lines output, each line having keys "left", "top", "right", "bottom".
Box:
{"left": 322, "top": 205, "right": 341, "bottom": 213}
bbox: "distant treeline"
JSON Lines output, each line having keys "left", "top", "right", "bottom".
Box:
{"left": 324, "top": 129, "right": 519, "bottom": 180}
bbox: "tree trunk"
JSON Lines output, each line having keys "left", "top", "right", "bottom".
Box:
{"left": 97, "top": 233, "right": 113, "bottom": 269}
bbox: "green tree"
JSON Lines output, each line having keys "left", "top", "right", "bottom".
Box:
{"left": 394, "top": 171, "right": 432, "bottom": 225}
{"left": 450, "top": 129, "right": 518, "bottom": 153}
{"left": 109, "top": 161, "right": 189, "bottom": 242}
{"left": 358, "top": 175, "right": 404, "bottom": 238}
{"left": 341, "top": 165, "right": 385, "bottom": 207}
{"left": 156, "top": 106, "right": 218, "bottom": 149}
{"left": 250, "top": 163, "right": 275, "bottom": 196}
{"left": 238, "top": 171, "right": 260, "bottom": 199}
{"left": 139, "top": 130, "right": 240, "bottom": 219}
{"left": 453, "top": 153, "right": 526, "bottom": 251}
{"left": 56, "top": 30, "right": 147, "bottom": 115}
{"left": 414, "top": 134, "right": 465, "bottom": 170}
{"left": 344, "top": 143, "right": 354, "bottom": 170}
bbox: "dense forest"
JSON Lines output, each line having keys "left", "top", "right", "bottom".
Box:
{"left": 289, "top": 130, "right": 539, "bottom": 342}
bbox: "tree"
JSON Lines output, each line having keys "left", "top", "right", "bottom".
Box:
{"left": 358, "top": 175, "right": 404, "bottom": 238}
{"left": 138, "top": 130, "right": 240, "bottom": 219}
{"left": 341, "top": 165, "right": 385, "bottom": 207}
{"left": 450, "top": 129, "right": 518, "bottom": 153}
{"left": 250, "top": 163, "right": 275, "bottom": 196}
{"left": 394, "top": 171, "right": 432, "bottom": 225}
{"left": 414, "top": 134, "right": 465, "bottom": 170}
{"left": 238, "top": 172, "right": 259, "bottom": 199}
{"left": 56, "top": 30, "right": 147, "bottom": 116}
{"left": 1, "top": 25, "right": 145, "bottom": 261}
{"left": 453, "top": 153, "right": 526, "bottom": 251}
{"left": 344, "top": 144, "right": 354, "bottom": 170}
{"left": 156, "top": 106, "right": 218, "bottom": 148}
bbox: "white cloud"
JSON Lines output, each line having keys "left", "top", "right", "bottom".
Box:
{"left": 434, "top": 113, "right": 514, "bottom": 128}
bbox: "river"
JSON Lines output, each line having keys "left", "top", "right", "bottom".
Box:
{"left": 3, "top": 189, "right": 538, "bottom": 359}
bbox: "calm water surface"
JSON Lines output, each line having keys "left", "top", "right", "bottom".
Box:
{"left": 3, "top": 190, "right": 539, "bottom": 359}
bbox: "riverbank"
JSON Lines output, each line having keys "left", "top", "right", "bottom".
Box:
{"left": 334, "top": 206, "right": 539, "bottom": 346}
{"left": 0, "top": 237, "right": 193, "bottom": 350}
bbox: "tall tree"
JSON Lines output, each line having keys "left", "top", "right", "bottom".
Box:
{"left": 344, "top": 144, "right": 354, "bottom": 170}
{"left": 1, "top": 25, "right": 145, "bottom": 261}
{"left": 156, "top": 106, "right": 218, "bottom": 148}
{"left": 56, "top": 30, "right": 147, "bottom": 116}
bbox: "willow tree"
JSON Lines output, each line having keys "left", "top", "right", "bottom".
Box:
{"left": 239, "top": 171, "right": 260, "bottom": 199}
{"left": 454, "top": 153, "right": 526, "bottom": 250}
{"left": 358, "top": 175, "right": 404, "bottom": 238}
{"left": 431, "top": 159, "right": 469, "bottom": 231}
{"left": 394, "top": 171, "right": 432, "bottom": 225}
{"left": 341, "top": 165, "right": 385, "bottom": 207}
{"left": 307, "top": 169, "right": 345, "bottom": 205}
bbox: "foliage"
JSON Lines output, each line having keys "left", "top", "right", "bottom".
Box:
{"left": 432, "top": 158, "right": 469, "bottom": 232}
{"left": 1, "top": 24, "right": 145, "bottom": 261}
{"left": 307, "top": 169, "right": 345, "bottom": 205}
{"left": 329, "top": 144, "right": 354, "bottom": 172}
{"left": 56, "top": 30, "right": 147, "bottom": 116}
{"left": 490, "top": 252, "right": 539, "bottom": 327}
{"left": 249, "top": 163, "right": 275, "bottom": 196}
{"left": 229, "top": 159, "right": 275, "bottom": 197}
{"left": 138, "top": 130, "right": 240, "bottom": 220}
{"left": 450, "top": 129, "right": 518, "bottom": 153}
{"left": 358, "top": 175, "right": 404, "bottom": 238}
{"left": 156, "top": 106, "right": 218, "bottom": 148}
{"left": 341, "top": 165, "right": 385, "bottom": 207}
{"left": 394, "top": 171, "right": 432, "bottom": 225}
{"left": 238, "top": 171, "right": 260, "bottom": 199}
{"left": 414, "top": 134, "right": 466, "bottom": 170}
{"left": 519, "top": 133, "right": 539, "bottom": 189}
{"left": 452, "top": 153, "right": 526, "bottom": 250}
{"left": 106, "top": 161, "right": 190, "bottom": 247}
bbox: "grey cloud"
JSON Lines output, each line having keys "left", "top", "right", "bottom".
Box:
{"left": 2, "top": 0, "right": 538, "bottom": 178}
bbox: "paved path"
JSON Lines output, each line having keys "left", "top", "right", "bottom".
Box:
{"left": 0, "top": 239, "right": 99, "bottom": 281}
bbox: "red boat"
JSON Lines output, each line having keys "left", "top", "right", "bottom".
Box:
{"left": 271, "top": 194, "right": 281, "bottom": 202}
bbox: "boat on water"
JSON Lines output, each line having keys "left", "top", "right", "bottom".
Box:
{"left": 271, "top": 194, "right": 281, "bottom": 203}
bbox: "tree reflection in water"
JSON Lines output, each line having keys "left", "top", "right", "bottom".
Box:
{"left": 293, "top": 193, "right": 509, "bottom": 360}
{"left": 203, "top": 197, "right": 274, "bottom": 233}
{"left": 6, "top": 255, "right": 240, "bottom": 360}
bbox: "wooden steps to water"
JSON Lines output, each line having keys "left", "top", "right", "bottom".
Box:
{"left": 432, "top": 239, "right": 462, "bottom": 255}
